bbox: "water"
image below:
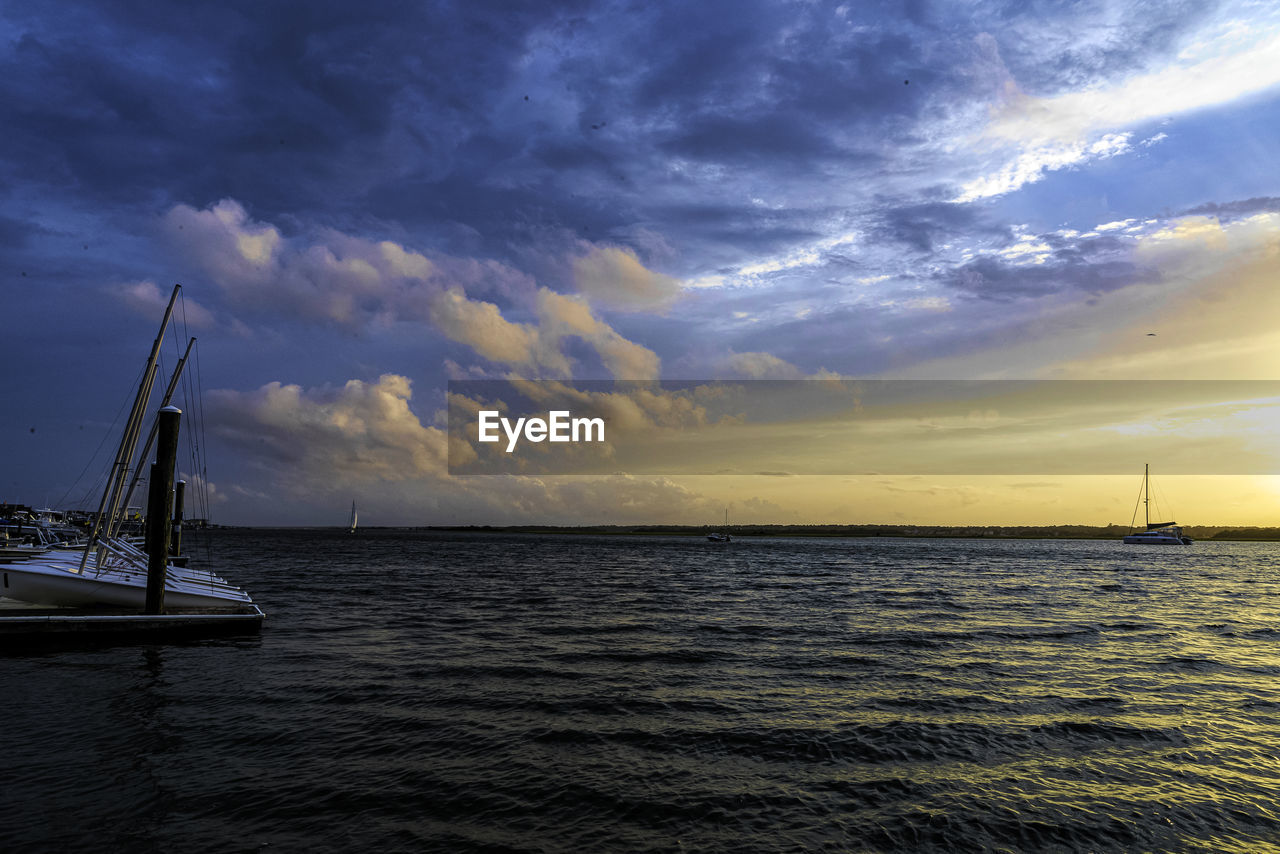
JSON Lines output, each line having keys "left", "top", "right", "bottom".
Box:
{"left": 5, "top": 531, "right": 1280, "bottom": 852}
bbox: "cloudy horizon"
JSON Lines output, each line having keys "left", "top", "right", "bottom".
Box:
{"left": 4, "top": 0, "right": 1279, "bottom": 527}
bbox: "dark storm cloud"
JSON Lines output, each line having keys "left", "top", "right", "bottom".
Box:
{"left": 916, "top": 224, "right": 1160, "bottom": 301}
{"left": 941, "top": 254, "right": 1154, "bottom": 301}
{"left": 0, "top": 0, "right": 986, "bottom": 281}
{"left": 872, "top": 201, "right": 1009, "bottom": 253}
{"left": 661, "top": 113, "right": 848, "bottom": 165}
{"left": 650, "top": 202, "right": 825, "bottom": 259}
{"left": 363, "top": 171, "right": 615, "bottom": 257}
{"left": 643, "top": 19, "right": 935, "bottom": 168}
{"left": 1179, "top": 196, "right": 1280, "bottom": 220}
{"left": 1042, "top": 232, "right": 1129, "bottom": 262}
{"left": 526, "top": 138, "right": 634, "bottom": 186}
{"left": 493, "top": 0, "right": 954, "bottom": 266}
{"left": 619, "top": 1, "right": 936, "bottom": 118}
{"left": 0, "top": 214, "right": 43, "bottom": 249}
{"left": 969, "top": 0, "right": 1218, "bottom": 95}
{"left": 0, "top": 0, "right": 580, "bottom": 215}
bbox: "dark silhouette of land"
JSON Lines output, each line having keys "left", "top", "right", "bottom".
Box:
{"left": 419, "top": 524, "right": 1280, "bottom": 540}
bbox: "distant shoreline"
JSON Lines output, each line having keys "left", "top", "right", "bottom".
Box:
{"left": 209, "top": 524, "right": 1280, "bottom": 541}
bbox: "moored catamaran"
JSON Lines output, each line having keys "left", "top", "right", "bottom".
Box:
{"left": 1122, "top": 463, "right": 1193, "bottom": 546}
{"left": 707, "top": 507, "right": 732, "bottom": 542}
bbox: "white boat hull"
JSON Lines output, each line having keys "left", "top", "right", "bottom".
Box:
{"left": 1, "top": 551, "right": 253, "bottom": 609}
{"left": 1123, "top": 533, "right": 1192, "bottom": 545}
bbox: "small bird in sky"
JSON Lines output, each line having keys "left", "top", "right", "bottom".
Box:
{"left": 1146, "top": 332, "right": 1157, "bottom": 336}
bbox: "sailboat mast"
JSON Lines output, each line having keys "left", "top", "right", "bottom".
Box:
{"left": 79, "top": 283, "right": 181, "bottom": 573}
{"left": 115, "top": 336, "right": 197, "bottom": 537}
{"left": 104, "top": 285, "right": 181, "bottom": 529}
{"left": 1144, "top": 463, "right": 1150, "bottom": 529}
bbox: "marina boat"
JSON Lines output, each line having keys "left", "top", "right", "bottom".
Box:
{"left": 1, "top": 505, "right": 84, "bottom": 548}
{"left": 1, "top": 538, "right": 254, "bottom": 608}
{"left": 1, "top": 285, "right": 258, "bottom": 609}
{"left": 707, "top": 507, "right": 732, "bottom": 542}
{"left": 1123, "top": 464, "right": 1192, "bottom": 545}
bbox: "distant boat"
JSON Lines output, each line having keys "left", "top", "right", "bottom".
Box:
{"left": 1, "top": 510, "right": 80, "bottom": 548}
{"left": 1123, "top": 464, "right": 1192, "bottom": 545}
{"left": 707, "top": 507, "right": 731, "bottom": 542}
{"left": 348, "top": 501, "right": 358, "bottom": 534}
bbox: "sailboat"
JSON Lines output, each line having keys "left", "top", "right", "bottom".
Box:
{"left": 0, "top": 285, "right": 259, "bottom": 608}
{"left": 707, "top": 507, "right": 732, "bottom": 542}
{"left": 1122, "top": 464, "right": 1193, "bottom": 545}
{"left": 348, "top": 501, "right": 358, "bottom": 534}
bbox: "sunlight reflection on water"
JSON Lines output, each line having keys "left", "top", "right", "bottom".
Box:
{"left": 4, "top": 532, "right": 1280, "bottom": 852}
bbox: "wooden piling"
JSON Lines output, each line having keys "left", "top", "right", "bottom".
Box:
{"left": 144, "top": 406, "right": 181, "bottom": 614}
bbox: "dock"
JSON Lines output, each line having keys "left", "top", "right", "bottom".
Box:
{"left": 0, "top": 598, "right": 264, "bottom": 642}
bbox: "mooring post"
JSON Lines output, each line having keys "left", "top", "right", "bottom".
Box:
{"left": 145, "top": 406, "right": 181, "bottom": 614}
{"left": 171, "top": 479, "right": 186, "bottom": 557}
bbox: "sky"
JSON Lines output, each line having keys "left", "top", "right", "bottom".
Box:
{"left": 2, "top": 0, "right": 1279, "bottom": 527}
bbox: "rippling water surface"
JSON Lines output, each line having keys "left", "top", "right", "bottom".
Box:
{"left": 6, "top": 531, "right": 1280, "bottom": 852}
